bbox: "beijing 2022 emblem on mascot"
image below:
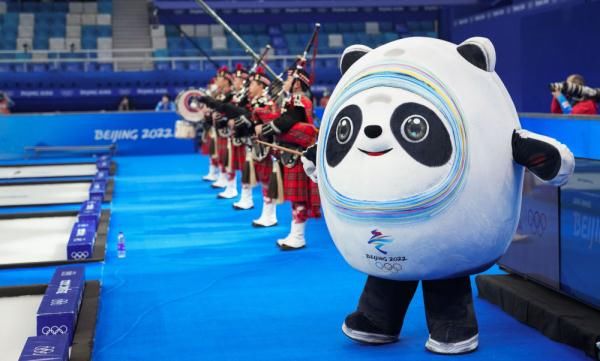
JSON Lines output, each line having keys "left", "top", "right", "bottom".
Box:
{"left": 301, "top": 36, "right": 574, "bottom": 354}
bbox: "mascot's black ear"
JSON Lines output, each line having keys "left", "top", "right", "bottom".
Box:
{"left": 457, "top": 37, "right": 496, "bottom": 72}
{"left": 340, "top": 44, "right": 372, "bottom": 75}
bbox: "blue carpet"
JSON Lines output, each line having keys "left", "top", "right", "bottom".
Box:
{"left": 0, "top": 154, "right": 590, "bottom": 360}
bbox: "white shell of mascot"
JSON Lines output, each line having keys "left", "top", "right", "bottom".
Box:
{"left": 314, "top": 37, "right": 574, "bottom": 281}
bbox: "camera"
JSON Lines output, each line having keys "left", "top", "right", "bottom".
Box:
{"left": 549, "top": 81, "right": 599, "bottom": 101}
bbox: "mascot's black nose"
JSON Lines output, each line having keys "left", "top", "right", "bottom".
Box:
{"left": 364, "top": 125, "right": 382, "bottom": 139}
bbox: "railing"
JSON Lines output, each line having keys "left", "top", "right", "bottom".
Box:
{"left": 0, "top": 48, "right": 341, "bottom": 72}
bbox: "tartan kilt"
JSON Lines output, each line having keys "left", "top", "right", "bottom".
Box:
{"left": 283, "top": 162, "right": 321, "bottom": 218}
{"left": 230, "top": 143, "right": 246, "bottom": 171}
{"left": 217, "top": 137, "right": 229, "bottom": 166}
{"left": 254, "top": 158, "right": 272, "bottom": 186}
{"left": 200, "top": 137, "right": 211, "bottom": 155}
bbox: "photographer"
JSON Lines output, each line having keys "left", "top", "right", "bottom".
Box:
{"left": 0, "top": 91, "right": 14, "bottom": 115}
{"left": 550, "top": 74, "right": 598, "bottom": 115}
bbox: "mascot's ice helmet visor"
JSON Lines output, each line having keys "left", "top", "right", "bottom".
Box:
{"left": 318, "top": 63, "right": 469, "bottom": 223}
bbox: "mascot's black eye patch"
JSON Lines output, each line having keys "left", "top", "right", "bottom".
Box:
{"left": 326, "top": 104, "right": 362, "bottom": 167}
{"left": 390, "top": 103, "right": 452, "bottom": 167}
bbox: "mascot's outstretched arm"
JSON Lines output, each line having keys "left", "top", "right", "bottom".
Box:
{"left": 301, "top": 144, "right": 318, "bottom": 183}
{"left": 512, "top": 129, "right": 574, "bottom": 186}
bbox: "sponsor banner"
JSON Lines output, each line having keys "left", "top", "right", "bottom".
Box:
{"left": 560, "top": 159, "right": 600, "bottom": 309}
{"left": 0, "top": 111, "right": 194, "bottom": 159}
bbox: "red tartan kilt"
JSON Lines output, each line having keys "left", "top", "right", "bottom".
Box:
{"left": 200, "top": 139, "right": 211, "bottom": 155}
{"left": 254, "top": 158, "right": 272, "bottom": 186}
{"left": 230, "top": 144, "right": 246, "bottom": 171}
{"left": 283, "top": 162, "right": 321, "bottom": 218}
{"left": 217, "top": 137, "right": 228, "bottom": 165}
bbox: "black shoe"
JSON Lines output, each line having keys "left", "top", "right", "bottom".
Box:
{"left": 342, "top": 311, "right": 399, "bottom": 345}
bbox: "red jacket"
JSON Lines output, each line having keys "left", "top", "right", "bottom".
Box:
{"left": 551, "top": 98, "right": 598, "bottom": 115}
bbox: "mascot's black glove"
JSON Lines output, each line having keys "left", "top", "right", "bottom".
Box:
{"left": 301, "top": 144, "right": 318, "bottom": 183}
{"left": 512, "top": 129, "right": 574, "bottom": 186}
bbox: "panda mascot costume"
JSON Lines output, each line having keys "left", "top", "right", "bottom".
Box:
{"left": 301, "top": 37, "right": 574, "bottom": 354}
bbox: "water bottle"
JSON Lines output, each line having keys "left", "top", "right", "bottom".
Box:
{"left": 117, "top": 231, "right": 126, "bottom": 258}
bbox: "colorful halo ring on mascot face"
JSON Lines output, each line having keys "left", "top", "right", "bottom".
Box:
{"left": 175, "top": 89, "right": 207, "bottom": 123}
{"left": 319, "top": 61, "right": 469, "bottom": 223}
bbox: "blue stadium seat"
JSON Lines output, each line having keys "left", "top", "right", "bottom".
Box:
{"left": 53, "top": 2, "right": 69, "bottom": 12}
{"left": 82, "top": 38, "right": 97, "bottom": 50}
{"left": 268, "top": 26, "right": 281, "bottom": 36}
{"left": 169, "top": 49, "right": 184, "bottom": 57}
{"left": 154, "top": 61, "right": 171, "bottom": 71}
{"left": 380, "top": 22, "right": 393, "bottom": 33}
{"left": 98, "top": 26, "right": 112, "bottom": 37}
{"left": 253, "top": 24, "right": 267, "bottom": 34}
{"left": 22, "top": 2, "right": 41, "bottom": 12}
{"left": 321, "top": 23, "right": 338, "bottom": 33}
{"left": 153, "top": 49, "right": 169, "bottom": 58}
{"left": 281, "top": 23, "right": 295, "bottom": 33}
{"left": 186, "top": 61, "right": 202, "bottom": 71}
{"left": 239, "top": 24, "right": 253, "bottom": 34}
{"left": 33, "top": 38, "right": 49, "bottom": 50}
{"left": 166, "top": 26, "right": 180, "bottom": 37}
{"left": 275, "top": 48, "right": 288, "bottom": 55}
{"left": 98, "top": 63, "right": 114, "bottom": 72}
{"left": 13, "top": 63, "right": 28, "bottom": 72}
{"left": 31, "top": 63, "right": 49, "bottom": 72}
{"left": 229, "top": 49, "right": 246, "bottom": 56}
{"left": 61, "top": 62, "right": 84, "bottom": 72}
{"left": 173, "top": 61, "right": 187, "bottom": 71}
{"left": 295, "top": 23, "right": 310, "bottom": 33}
{"left": 336, "top": 23, "right": 351, "bottom": 33}
{"left": 98, "top": 2, "right": 113, "bottom": 13}
{"left": 49, "top": 27, "right": 66, "bottom": 37}
{"left": 351, "top": 22, "right": 364, "bottom": 32}
{"left": 272, "top": 36, "right": 285, "bottom": 48}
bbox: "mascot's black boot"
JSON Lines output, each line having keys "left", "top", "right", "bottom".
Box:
{"left": 342, "top": 276, "right": 418, "bottom": 344}
{"left": 422, "top": 277, "right": 479, "bottom": 355}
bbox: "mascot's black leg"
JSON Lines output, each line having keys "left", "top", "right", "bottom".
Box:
{"left": 422, "top": 276, "right": 479, "bottom": 354}
{"left": 342, "top": 276, "right": 418, "bottom": 345}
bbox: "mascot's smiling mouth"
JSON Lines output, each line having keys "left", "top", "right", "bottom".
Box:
{"left": 358, "top": 148, "right": 393, "bottom": 157}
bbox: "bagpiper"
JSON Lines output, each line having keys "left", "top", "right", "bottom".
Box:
{"left": 233, "top": 67, "right": 281, "bottom": 228}
{"left": 258, "top": 62, "right": 320, "bottom": 250}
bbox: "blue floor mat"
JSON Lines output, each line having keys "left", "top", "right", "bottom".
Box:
{"left": 0, "top": 154, "right": 590, "bottom": 360}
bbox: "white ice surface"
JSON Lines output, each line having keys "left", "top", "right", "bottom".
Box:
{"left": 0, "top": 182, "right": 91, "bottom": 206}
{"left": 0, "top": 294, "right": 44, "bottom": 361}
{"left": 0, "top": 216, "right": 76, "bottom": 264}
{"left": 0, "top": 164, "right": 98, "bottom": 179}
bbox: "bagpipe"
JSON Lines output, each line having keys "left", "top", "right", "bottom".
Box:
{"left": 268, "top": 23, "right": 321, "bottom": 110}
{"left": 184, "top": 0, "right": 320, "bottom": 198}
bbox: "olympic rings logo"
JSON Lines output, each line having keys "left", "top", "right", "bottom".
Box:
{"left": 375, "top": 262, "right": 402, "bottom": 272}
{"left": 41, "top": 325, "right": 68, "bottom": 336}
{"left": 33, "top": 346, "right": 55, "bottom": 355}
{"left": 70, "top": 251, "right": 90, "bottom": 260}
{"left": 527, "top": 209, "right": 547, "bottom": 237}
